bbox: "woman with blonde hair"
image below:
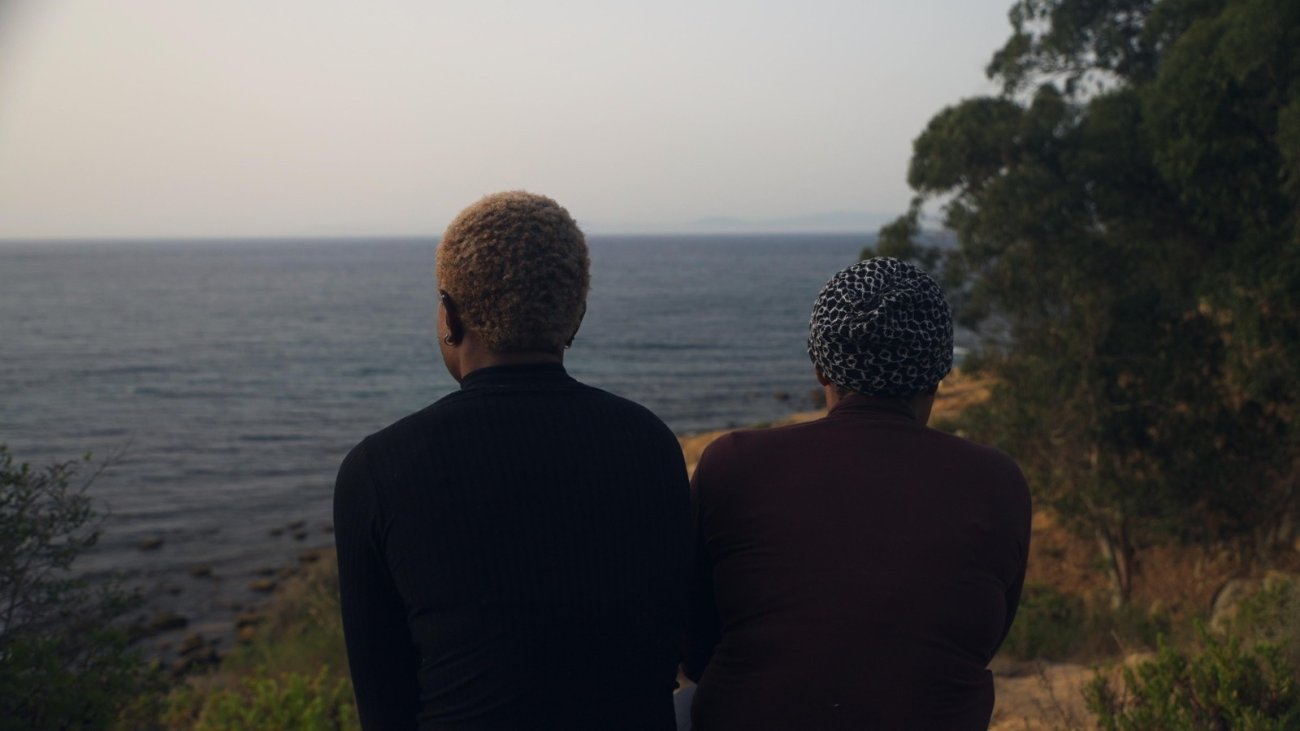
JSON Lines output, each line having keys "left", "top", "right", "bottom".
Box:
{"left": 335, "top": 191, "right": 691, "bottom": 730}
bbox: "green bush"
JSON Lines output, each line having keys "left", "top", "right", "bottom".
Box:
{"left": 1002, "top": 584, "right": 1179, "bottom": 662}
{"left": 1230, "top": 577, "right": 1300, "bottom": 669}
{"left": 1085, "top": 625, "right": 1300, "bottom": 730}
{"left": 1002, "top": 584, "right": 1087, "bottom": 660}
{"left": 0, "top": 445, "right": 164, "bottom": 730}
{"left": 1084, "top": 600, "right": 1174, "bottom": 658}
{"left": 218, "top": 552, "right": 349, "bottom": 678}
{"left": 164, "top": 667, "right": 357, "bottom": 731}
{"left": 162, "top": 552, "right": 358, "bottom": 730}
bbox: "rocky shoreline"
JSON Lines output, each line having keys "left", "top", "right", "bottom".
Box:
{"left": 125, "top": 521, "right": 336, "bottom": 677}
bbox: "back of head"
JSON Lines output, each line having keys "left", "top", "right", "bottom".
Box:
{"left": 436, "top": 191, "right": 590, "bottom": 353}
{"left": 807, "top": 257, "right": 953, "bottom": 397}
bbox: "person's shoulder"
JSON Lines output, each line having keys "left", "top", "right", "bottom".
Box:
{"left": 571, "top": 381, "right": 677, "bottom": 436}
{"left": 354, "top": 389, "right": 470, "bottom": 452}
{"left": 925, "top": 429, "right": 1031, "bottom": 512}
{"left": 692, "top": 418, "right": 814, "bottom": 477}
{"left": 701, "top": 415, "right": 830, "bottom": 456}
{"left": 928, "top": 428, "right": 1024, "bottom": 477}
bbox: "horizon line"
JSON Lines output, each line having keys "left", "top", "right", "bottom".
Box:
{"left": 0, "top": 229, "right": 913, "bottom": 244}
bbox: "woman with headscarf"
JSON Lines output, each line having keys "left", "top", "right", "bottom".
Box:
{"left": 334, "top": 192, "right": 691, "bottom": 730}
{"left": 683, "top": 257, "right": 1031, "bottom": 730}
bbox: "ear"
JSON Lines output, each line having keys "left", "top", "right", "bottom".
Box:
{"left": 440, "top": 291, "right": 464, "bottom": 345}
{"left": 814, "top": 365, "right": 832, "bottom": 387}
{"left": 565, "top": 301, "right": 587, "bottom": 347}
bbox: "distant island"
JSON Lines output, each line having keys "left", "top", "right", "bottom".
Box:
{"left": 579, "top": 211, "right": 901, "bottom": 235}
{"left": 687, "top": 211, "right": 897, "bottom": 233}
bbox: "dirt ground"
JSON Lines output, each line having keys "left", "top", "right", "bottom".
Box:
{"left": 988, "top": 659, "right": 1099, "bottom": 730}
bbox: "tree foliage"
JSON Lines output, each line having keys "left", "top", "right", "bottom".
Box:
{"left": 882, "top": 0, "right": 1300, "bottom": 602}
{"left": 0, "top": 445, "right": 161, "bottom": 729}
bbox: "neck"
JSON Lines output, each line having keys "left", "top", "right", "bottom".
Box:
{"left": 823, "top": 385, "right": 935, "bottom": 425}
{"left": 447, "top": 330, "right": 563, "bottom": 382}
{"left": 464, "top": 349, "right": 563, "bottom": 373}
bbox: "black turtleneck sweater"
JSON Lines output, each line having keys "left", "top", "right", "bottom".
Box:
{"left": 685, "top": 393, "right": 1031, "bottom": 730}
{"left": 334, "top": 363, "right": 691, "bottom": 731}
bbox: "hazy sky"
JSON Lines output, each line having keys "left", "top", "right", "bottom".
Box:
{"left": 0, "top": 1, "right": 1014, "bottom": 238}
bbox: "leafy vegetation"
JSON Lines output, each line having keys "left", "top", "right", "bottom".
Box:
{"left": 1086, "top": 625, "right": 1300, "bottom": 730}
{"left": 1001, "top": 584, "right": 1177, "bottom": 662}
{"left": 880, "top": 4, "right": 1299, "bottom": 722}
{"left": 873, "top": 0, "right": 1300, "bottom": 605}
{"left": 1229, "top": 577, "right": 1300, "bottom": 674}
{"left": 1002, "top": 584, "right": 1087, "bottom": 660}
{"left": 160, "top": 550, "right": 359, "bottom": 731}
{"left": 0, "top": 444, "right": 357, "bottom": 730}
{"left": 0, "top": 444, "right": 164, "bottom": 730}
{"left": 163, "top": 668, "right": 356, "bottom": 731}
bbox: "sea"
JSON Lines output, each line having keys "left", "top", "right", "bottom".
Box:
{"left": 0, "top": 234, "right": 972, "bottom": 651}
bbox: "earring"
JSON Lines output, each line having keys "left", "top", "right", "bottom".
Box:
{"left": 443, "top": 333, "right": 455, "bottom": 345}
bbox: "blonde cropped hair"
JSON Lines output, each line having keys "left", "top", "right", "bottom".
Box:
{"left": 436, "top": 191, "right": 590, "bottom": 353}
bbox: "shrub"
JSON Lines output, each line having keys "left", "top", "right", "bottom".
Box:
{"left": 162, "top": 552, "right": 358, "bottom": 730}
{"left": 1085, "top": 624, "right": 1300, "bottom": 730}
{"left": 164, "top": 667, "right": 357, "bottom": 731}
{"left": 1002, "top": 584, "right": 1086, "bottom": 660}
{"left": 1230, "top": 576, "right": 1300, "bottom": 669}
{"left": 218, "top": 551, "right": 349, "bottom": 678}
{"left": 1082, "top": 600, "right": 1173, "bottom": 658}
{"left": 0, "top": 444, "right": 164, "bottom": 730}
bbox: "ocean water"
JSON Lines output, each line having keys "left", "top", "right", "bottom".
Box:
{"left": 0, "top": 234, "right": 965, "bottom": 646}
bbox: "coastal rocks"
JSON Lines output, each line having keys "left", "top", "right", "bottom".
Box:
{"left": 132, "top": 540, "right": 338, "bottom": 670}
{"left": 172, "top": 632, "right": 221, "bottom": 675}
{"left": 1209, "top": 571, "right": 1300, "bottom": 631}
{"left": 148, "top": 610, "right": 189, "bottom": 633}
{"left": 287, "top": 520, "right": 309, "bottom": 541}
{"left": 179, "top": 633, "right": 206, "bottom": 655}
{"left": 270, "top": 519, "right": 328, "bottom": 540}
{"left": 235, "top": 611, "right": 262, "bottom": 629}
{"left": 249, "top": 578, "right": 277, "bottom": 593}
{"left": 235, "top": 611, "right": 263, "bottom": 644}
{"left": 1210, "top": 578, "right": 1254, "bottom": 630}
{"left": 128, "top": 610, "right": 192, "bottom": 645}
{"left": 298, "top": 548, "right": 325, "bottom": 564}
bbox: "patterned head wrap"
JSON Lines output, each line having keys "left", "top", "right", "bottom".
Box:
{"left": 808, "top": 257, "right": 953, "bottom": 397}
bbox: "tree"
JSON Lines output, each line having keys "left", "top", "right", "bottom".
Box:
{"left": 882, "top": 0, "right": 1300, "bottom": 603}
{"left": 0, "top": 444, "right": 161, "bottom": 729}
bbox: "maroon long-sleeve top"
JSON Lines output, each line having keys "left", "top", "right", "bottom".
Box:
{"left": 684, "top": 393, "right": 1031, "bottom": 730}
